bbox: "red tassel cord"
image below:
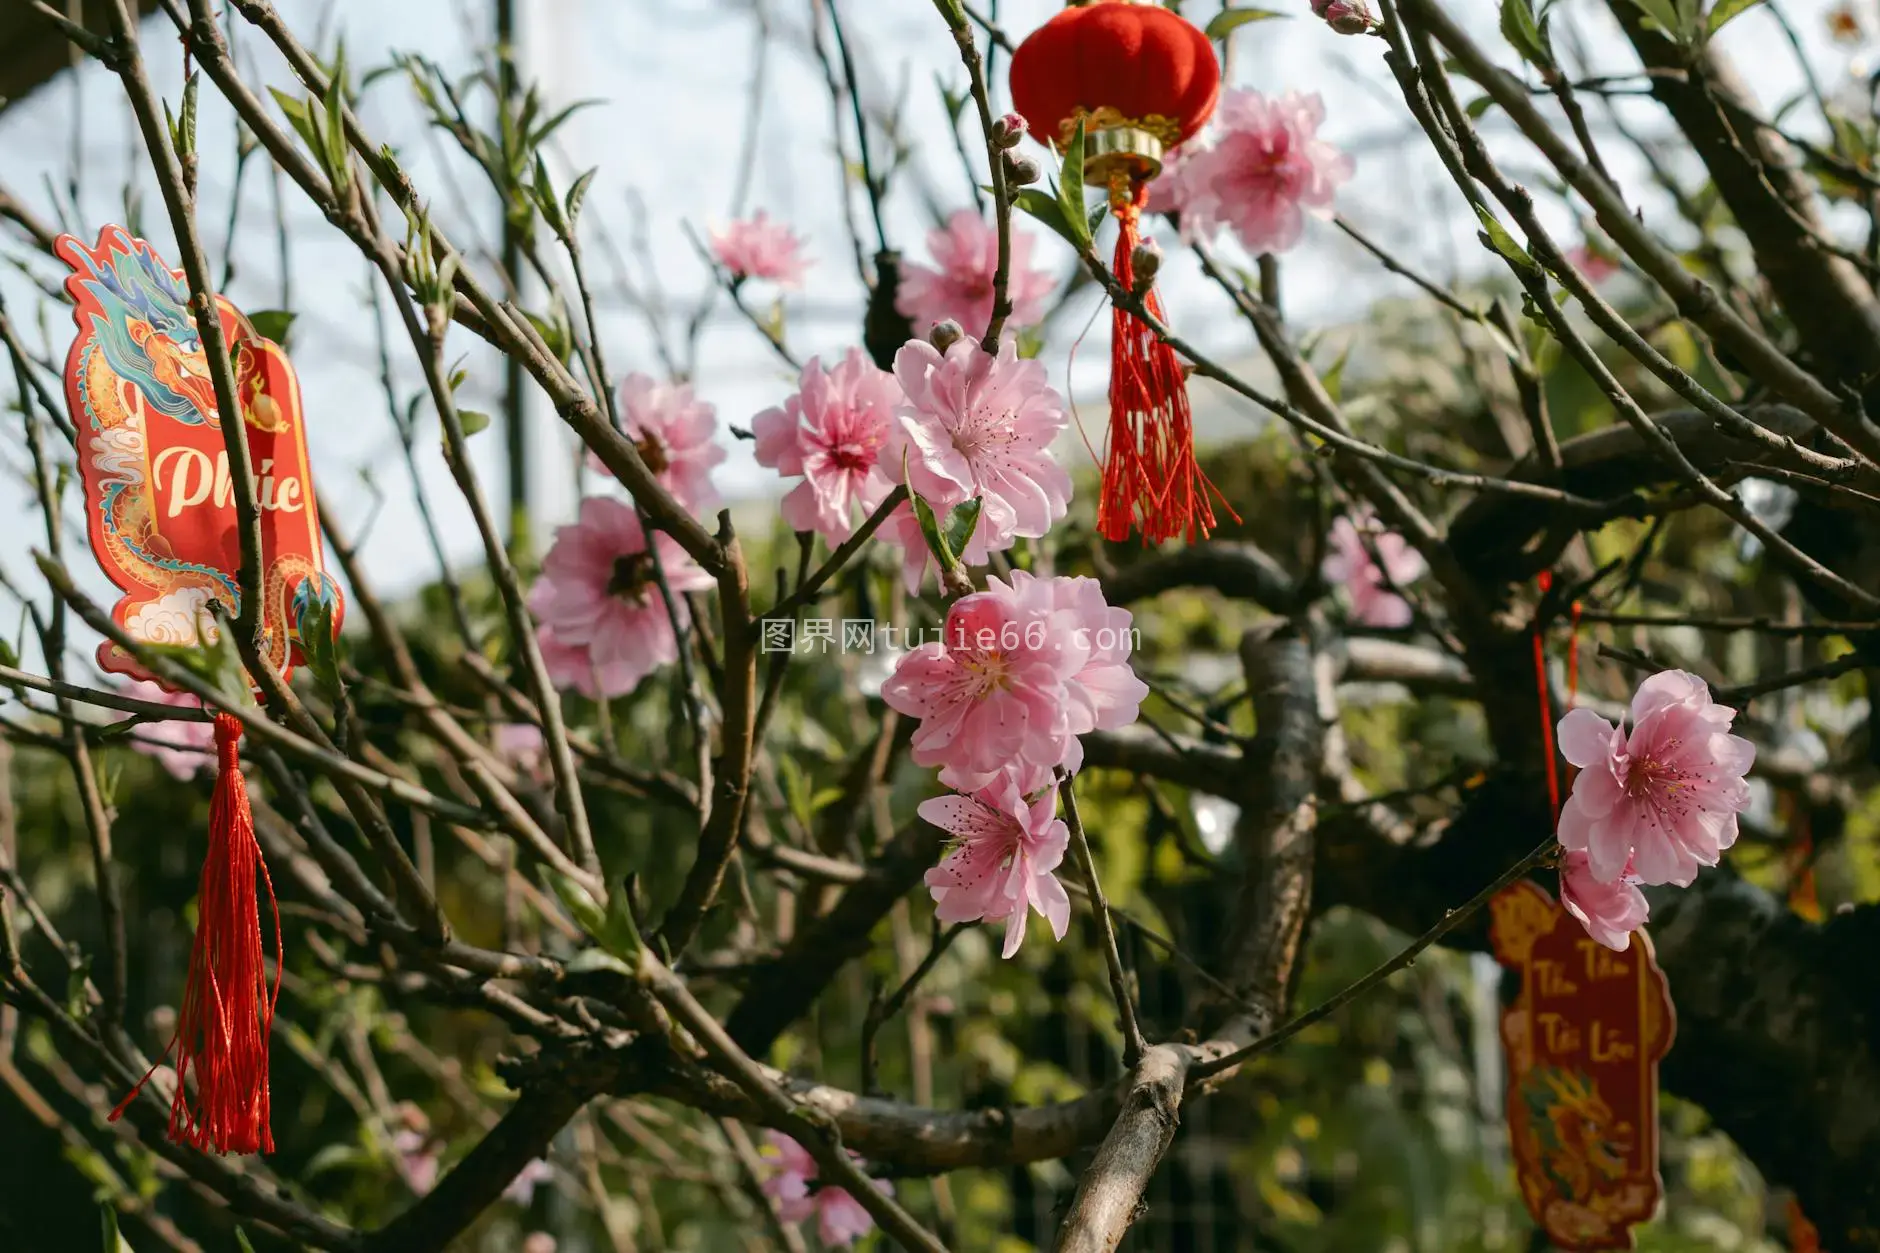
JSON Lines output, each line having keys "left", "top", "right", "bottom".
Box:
{"left": 1098, "top": 180, "right": 1235, "bottom": 545}
{"left": 1532, "top": 572, "right": 1562, "bottom": 822}
{"left": 112, "top": 712, "right": 281, "bottom": 1155}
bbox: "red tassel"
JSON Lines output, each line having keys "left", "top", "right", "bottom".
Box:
{"left": 1098, "top": 182, "right": 1234, "bottom": 546}
{"left": 112, "top": 713, "right": 280, "bottom": 1155}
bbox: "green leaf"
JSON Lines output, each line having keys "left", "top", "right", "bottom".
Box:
{"left": 529, "top": 154, "right": 566, "bottom": 239}
{"left": 941, "top": 497, "right": 983, "bottom": 562}
{"left": 268, "top": 87, "right": 321, "bottom": 155}
{"left": 565, "top": 948, "right": 634, "bottom": 977}
{"left": 1056, "top": 117, "right": 1092, "bottom": 254}
{"left": 457, "top": 408, "right": 492, "bottom": 437}
{"left": 528, "top": 98, "right": 601, "bottom": 151}
{"left": 1473, "top": 205, "right": 1541, "bottom": 276}
{"left": 523, "top": 302, "right": 572, "bottom": 364}
{"left": 146, "top": 618, "right": 256, "bottom": 710}
{"left": 565, "top": 167, "right": 597, "bottom": 227}
{"left": 0, "top": 634, "right": 17, "bottom": 669}
{"left": 296, "top": 593, "right": 345, "bottom": 701}
{"left": 1206, "top": 7, "right": 1289, "bottom": 38}
{"left": 539, "top": 866, "right": 608, "bottom": 945}
{"left": 602, "top": 879, "right": 644, "bottom": 960}
{"left": 538, "top": 869, "right": 640, "bottom": 960}
{"left": 1675, "top": 0, "right": 1704, "bottom": 39}
{"left": 1499, "top": 0, "right": 1553, "bottom": 66}
{"left": 931, "top": 0, "right": 967, "bottom": 26}
{"left": 246, "top": 309, "right": 296, "bottom": 345}
{"left": 1704, "top": 0, "right": 1763, "bottom": 36}
{"left": 304, "top": 1141, "right": 371, "bottom": 1178}
{"left": 1008, "top": 188, "right": 1080, "bottom": 250}
{"left": 1320, "top": 345, "right": 1352, "bottom": 404}
{"left": 100, "top": 1203, "right": 129, "bottom": 1253}
{"left": 1465, "top": 95, "right": 1499, "bottom": 121}
{"left": 1827, "top": 113, "right": 1872, "bottom": 166}
{"left": 164, "top": 73, "right": 199, "bottom": 163}
{"left": 1626, "top": 0, "right": 1688, "bottom": 41}
{"left": 909, "top": 489, "right": 958, "bottom": 572}
{"left": 322, "top": 44, "right": 351, "bottom": 191}
{"left": 66, "top": 953, "right": 92, "bottom": 1020}
{"left": 234, "top": 1229, "right": 256, "bottom": 1253}
{"left": 936, "top": 77, "right": 967, "bottom": 125}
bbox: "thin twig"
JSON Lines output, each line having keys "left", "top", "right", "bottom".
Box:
{"left": 1059, "top": 775, "right": 1146, "bottom": 1069}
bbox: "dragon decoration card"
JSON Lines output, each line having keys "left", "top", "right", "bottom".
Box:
{"left": 1491, "top": 879, "right": 1676, "bottom": 1250}
{"left": 56, "top": 225, "right": 342, "bottom": 687}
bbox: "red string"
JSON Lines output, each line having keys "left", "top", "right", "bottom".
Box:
{"left": 1533, "top": 572, "right": 1561, "bottom": 821}
{"left": 112, "top": 713, "right": 280, "bottom": 1155}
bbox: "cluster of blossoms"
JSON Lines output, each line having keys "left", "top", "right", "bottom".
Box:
{"left": 1156, "top": 88, "right": 1354, "bottom": 258}
{"left": 759, "top": 1131, "right": 892, "bottom": 1247}
{"left": 532, "top": 198, "right": 1152, "bottom": 961}
{"left": 1321, "top": 513, "right": 1425, "bottom": 628}
{"left": 883, "top": 571, "right": 1149, "bottom": 958}
{"left": 1555, "top": 671, "right": 1756, "bottom": 950}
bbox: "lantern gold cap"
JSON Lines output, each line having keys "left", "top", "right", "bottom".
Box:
{"left": 1085, "top": 124, "right": 1164, "bottom": 185}
{"left": 1052, "top": 106, "right": 1183, "bottom": 186}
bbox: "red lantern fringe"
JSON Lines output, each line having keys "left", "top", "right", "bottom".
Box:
{"left": 1098, "top": 181, "right": 1233, "bottom": 546}
{"left": 112, "top": 712, "right": 280, "bottom": 1155}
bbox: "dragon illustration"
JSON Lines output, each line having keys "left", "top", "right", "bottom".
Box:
{"left": 58, "top": 226, "right": 340, "bottom": 682}
{"left": 1519, "top": 1065, "right": 1633, "bottom": 1204}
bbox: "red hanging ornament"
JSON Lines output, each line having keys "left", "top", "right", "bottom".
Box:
{"left": 1010, "top": 0, "right": 1231, "bottom": 545}
{"left": 58, "top": 226, "right": 343, "bottom": 1155}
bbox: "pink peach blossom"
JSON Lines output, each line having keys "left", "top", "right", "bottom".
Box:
{"left": 1322, "top": 514, "right": 1424, "bottom": 627}
{"left": 528, "top": 495, "right": 713, "bottom": 699}
{"left": 1557, "top": 670, "right": 1756, "bottom": 887}
{"left": 709, "top": 212, "right": 809, "bottom": 286}
{"left": 119, "top": 679, "right": 214, "bottom": 780}
{"left": 587, "top": 374, "right": 725, "bottom": 514}
{"left": 1559, "top": 849, "right": 1650, "bottom": 951}
{"left": 493, "top": 722, "right": 548, "bottom": 783}
{"left": 392, "top": 1127, "right": 440, "bottom": 1195}
{"left": 920, "top": 765, "right": 1071, "bottom": 958}
{"left": 896, "top": 209, "right": 1057, "bottom": 335}
{"left": 1176, "top": 90, "right": 1353, "bottom": 255}
{"left": 886, "top": 337, "right": 1071, "bottom": 563}
{"left": 751, "top": 349, "right": 901, "bottom": 542}
{"left": 880, "top": 570, "right": 1147, "bottom": 791}
{"left": 1145, "top": 143, "right": 1201, "bottom": 217}
{"left": 759, "top": 1131, "right": 890, "bottom": 1248}
{"left": 1566, "top": 243, "right": 1620, "bottom": 286}
{"left": 503, "top": 1157, "right": 553, "bottom": 1205}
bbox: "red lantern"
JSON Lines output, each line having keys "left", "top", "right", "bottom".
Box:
{"left": 1010, "top": 0, "right": 1228, "bottom": 545}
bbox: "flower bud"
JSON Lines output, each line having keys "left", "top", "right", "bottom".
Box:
{"left": 1129, "top": 238, "right": 1162, "bottom": 295}
{"left": 1311, "top": 0, "right": 1378, "bottom": 34}
{"left": 929, "top": 319, "right": 965, "bottom": 352}
{"left": 992, "top": 112, "right": 1029, "bottom": 149}
{"left": 1003, "top": 151, "right": 1042, "bottom": 188}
